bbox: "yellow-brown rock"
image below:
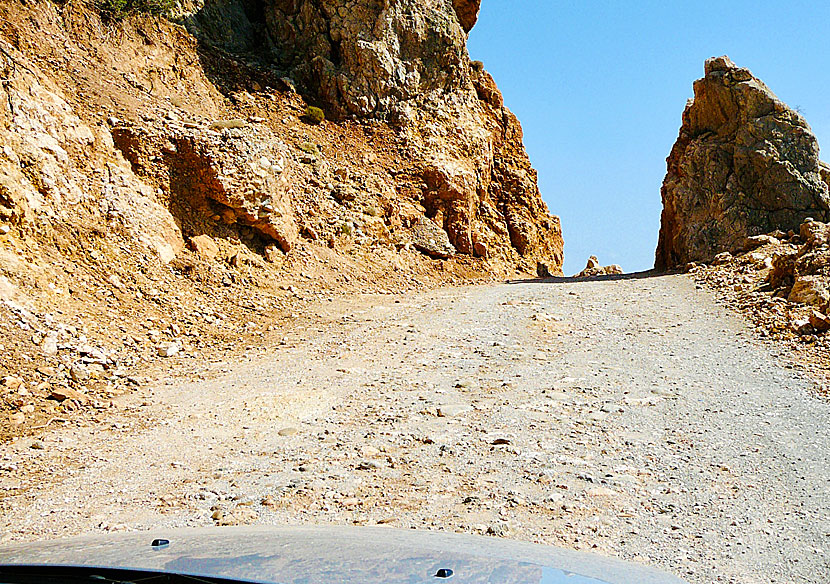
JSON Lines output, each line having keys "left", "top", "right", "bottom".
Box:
{"left": 656, "top": 56, "right": 830, "bottom": 271}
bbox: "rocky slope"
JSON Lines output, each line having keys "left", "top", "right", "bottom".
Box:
{"left": 683, "top": 218, "right": 830, "bottom": 393}
{"left": 656, "top": 56, "right": 830, "bottom": 270}
{"left": 0, "top": 0, "right": 562, "bottom": 438}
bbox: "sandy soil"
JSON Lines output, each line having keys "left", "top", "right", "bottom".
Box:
{"left": 1, "top": 273, "right": 828, "bottom": 584}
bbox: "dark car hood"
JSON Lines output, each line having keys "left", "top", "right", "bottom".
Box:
{"left": 0, "top": 526, "right": 686, "bottom": 584}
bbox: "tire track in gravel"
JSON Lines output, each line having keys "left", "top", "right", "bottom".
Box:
{"left": 1, "top": 273, "right": 828, "bottom": 584}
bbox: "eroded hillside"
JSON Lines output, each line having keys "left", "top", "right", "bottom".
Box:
{"left": 0, "top": 0, "right": 562, "bottom": 437}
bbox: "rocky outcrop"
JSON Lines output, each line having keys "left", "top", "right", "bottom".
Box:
{"left": 112, "top": 119, "right": 299, "bottom": 252}
{"left": 575, "top": 256, "right": 623, "bottom": 278}
{"left": 656, "top": 56, "right": 830, "bottom": 271}
{"left": 186, "top": 0, "right": 472, "bottom": 119}
{"left": 452, "top": 0, "right": 481, "bottom": 33}
{"left": 0, "top": 0, "right": 563, "bottom": 291}
{"left": 689, "top": 218, "right": 830, "bottom": 339}
{"left": 181, "top": 0, "right": 563, "bottom": 273}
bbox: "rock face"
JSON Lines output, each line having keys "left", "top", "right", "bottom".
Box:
{"left": 180, "top": 0, "right": 563, "bottom": 274}
{"left": 656, "top": 56, "right": 830, "bottom": 271}
{"left": 187, "top": 0, "right": 472, "bottom": 119}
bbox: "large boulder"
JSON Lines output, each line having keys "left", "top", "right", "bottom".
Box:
{"left": 655, "top": 56, "right": 830, "bottom": 270}
{"left": 411, "top": 217, "right": 456, "bottom": 259}
{"left": 766, "top": 219, "right": 830, "bottom": 311}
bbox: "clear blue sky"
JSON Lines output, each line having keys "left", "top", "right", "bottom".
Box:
{"left": 468, "top": 1, "right": 830, "bottom": 275}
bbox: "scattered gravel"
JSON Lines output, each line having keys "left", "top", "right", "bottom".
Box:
{"left": 1, "top": 274, "right": 828, "bottom": 584}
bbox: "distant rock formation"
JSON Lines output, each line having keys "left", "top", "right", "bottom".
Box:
{"left": 574, "top": 256, "right": 623, "bottom": 278}
{"left": 655, "top": 56, "right": 830, "bottom": 270}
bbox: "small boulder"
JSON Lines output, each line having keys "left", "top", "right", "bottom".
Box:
{"left": 411, "top": 217, "right": 456, "bottom": 259}
{"left": 437, "top": 404, "right": 472, "bottom": 417}
{"left": 809, "top": 310, "right": 830, "bottom": 332}
{"left": 40, "top": 333, "right": 58, "bottom": 356}
{"left": 584, "top": 256, "right": 600, "bottom": 271}
{"left": 800, "top": 220, "right": 830, "bottom": 247}
{"left": 157, "top": 342, "right": 181, "bottom": 358}
{"left": 1, "top": 376, "right": 23, "bottom": 391}
{"left": 264, "top": 244, "right": 283, "bottom": 263}
{"left": 49, "top": 387, "right": 90, "bottom": 403}
{"left": 473, "top": 240, "right": 488, "bottom": 258}
{"left": 712, "top": 251, "right": 733, "bottom": 265}
{"left": 741, "top": 235, "right": 780, "bottom": 251}
{"left": 69, "top": 365, "right": 89, "bottom": 383}
{"left": 189, "top": 235, "right": 220, "bottom": 260}
{"left": 788, "top": 275, "right": 830, "bottom": 308}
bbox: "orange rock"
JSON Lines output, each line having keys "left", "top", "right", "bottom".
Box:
{"left": 49, "top": 387, "right": 90, "bottom": 403}
{"left": 188, "top": 234, "right": 220, "bottom": 260}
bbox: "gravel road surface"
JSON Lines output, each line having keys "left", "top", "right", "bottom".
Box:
{"left": 1, "top": 273, "right": 828, "bottom": 584}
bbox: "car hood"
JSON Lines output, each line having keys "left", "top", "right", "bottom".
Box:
{"left": 0, "top": 526, "right": 687, "bottom": 584}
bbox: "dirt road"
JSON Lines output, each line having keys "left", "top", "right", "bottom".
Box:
{"left": 2, "top": 273, "right": 828, "bottom": 584}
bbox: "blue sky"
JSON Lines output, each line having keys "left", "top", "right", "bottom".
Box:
{"left": 468, "top": 1, "right": 830, "bottom": 274}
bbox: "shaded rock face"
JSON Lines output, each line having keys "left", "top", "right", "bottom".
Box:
{"left": 656, "top": 56, "right": 830, "bottom": 271}
{"left": 187, "top": 0, "right": 472, "bottom": 118}
{"left": 452, "top": 0, "right": 481, "bottom": 33}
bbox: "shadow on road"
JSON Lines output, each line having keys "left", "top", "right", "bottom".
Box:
{"left": 507, "top": 270, "right": 678, "bottom": 285}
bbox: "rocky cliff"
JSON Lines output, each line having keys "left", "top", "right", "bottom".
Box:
{"left": 176, "top": 0, "right": 561, "bottom": 268}
{"left": 0, "top": 0, "right": 561, "bottom": 435}
{"left": 656, "top": 56, "right": 830, "bottom": 270}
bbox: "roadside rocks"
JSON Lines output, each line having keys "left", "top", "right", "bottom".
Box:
{"left": 188, "top": 235, "right": 221, "bottom": 260}
{"left": 48, "top": 387, "right": 89, "bottom": 403}
{"left": 213, "top": 505, "right": 259, "bottom": 526}
{"left": 157, "top": 342, "right": 181, "bottom": 358}
{"left": 788, "top": 276, "right": 830, "bottom": 307}
{"left": 691, "top": 218, "right": 830, "bottom": 341}
{"left": 772, "top": 219, "right": 830, "bottom": 313}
